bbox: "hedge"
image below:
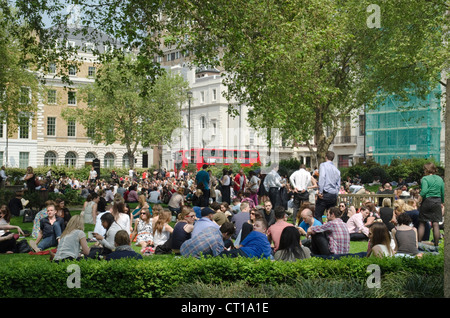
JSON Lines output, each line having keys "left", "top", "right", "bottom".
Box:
{"left": 0, "top": 253, "right": 443, "bottom": 298}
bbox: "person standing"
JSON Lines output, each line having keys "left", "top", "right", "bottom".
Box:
{"left": 315, "top": 151, "right": 341, "bottom": 221}
{"left": 0, "top": 166, "right": 7, "bottom": 188}
{"left": 24, "top": 166, "right": 36, "bottom": 193}
{"left": 289, "top": 164, "right": 312, "bottom": 225}
{"left": 89, "top": 166, "right": 97, "bottom": 184}
{"left": 220, "top": 168, "right": 231, "bottom": 204}
{"left": 233, "top": 168, "right": 247, "bottom": 196}
{"left": 263, "top": 163, "right": 284, "bottom": 208}
{"left": 195, "top": 164, "right": 210, "bottom": 207}
{"left": 418, "top": 162, "right": 444, "bottom": 247}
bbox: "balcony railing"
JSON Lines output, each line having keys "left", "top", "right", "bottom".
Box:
{"left": 332, "top": 135, "right": 357, "bottom": 145}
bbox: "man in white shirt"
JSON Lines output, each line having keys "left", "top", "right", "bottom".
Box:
{"left": 289, "top": 164, "right": 312, "bottom": 224}
{"left": 263, "top": 163, "right": 284, "bottom": 208}
{"left": 0, "top": 166, "right": 7, "bottom": 188}
{"left": 89, "top": 167, "right": 97, "bottom": 183}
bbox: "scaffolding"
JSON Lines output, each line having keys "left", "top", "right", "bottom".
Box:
{"left": 366, "top": 85, "right": 442, "bottom": 165}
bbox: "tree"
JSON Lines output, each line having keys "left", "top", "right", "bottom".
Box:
{"left": 61, "top": 56, "right": 189, "bottom": 168}
{"left": 0, "top": 2, "right": 41, "bottom": 165}
{"left": 174, "top": 0, "right": 449, "bottom": 165}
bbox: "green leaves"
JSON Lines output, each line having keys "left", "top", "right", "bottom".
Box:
{"left": 62, "top": 56, "right": 188, "bottom": 168}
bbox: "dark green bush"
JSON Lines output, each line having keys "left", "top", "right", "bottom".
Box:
{"left": 0, "top": 253, "right": 442, "bottom": 298}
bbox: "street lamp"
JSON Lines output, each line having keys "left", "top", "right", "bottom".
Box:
{"left": 187, "top": 91, "right": 193, "bottom": 156}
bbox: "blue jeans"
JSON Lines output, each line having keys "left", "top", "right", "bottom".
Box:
{"left": 38, "top": 222, "right": 62, "bottom": 250}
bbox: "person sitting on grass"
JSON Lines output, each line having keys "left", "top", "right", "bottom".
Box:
{"left": 180, "top": 222, "right": 235, "bottom": 259}
{"left": 366, "top": 220, "right": 395, "bottom": 258}
{"left": 51, "top": 214, "right": 90, "bottom": 262}
{"left": 306, "top": 206, "right": 350, "bottom": 257}
{"left": 219, "top": 218, "right": 272, "bottom": 259}
{"left": 105, "top": 230, "right": 143, "bottom": 260}
{"left": 30, "top": 201, "right": 65, "bottom": 252}
{"left": 92, "top": 212, "right": 123, "bottom": 257}
{"left": 274, "top": 226, "right": 311, "bottom": 261}
{"left": 0, "top": 224, "right": 25, "bottom": 254}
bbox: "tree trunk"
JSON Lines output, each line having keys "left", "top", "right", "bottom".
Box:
{"left": 444, "top": 77, "right": 449, "bottom": 298}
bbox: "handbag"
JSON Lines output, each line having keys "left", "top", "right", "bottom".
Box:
{"left": 16, "top": 239, "right": 32, "bottom": 253}
{"left": 297, "top": 190, "right": 310, "bottom": 201}
{"left": 22, "top": 209, "right": 36, "bottom": 223}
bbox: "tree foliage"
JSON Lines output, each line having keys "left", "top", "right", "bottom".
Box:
{"left": 0, "top": 2, "right": 40, "bottom": 135}
{"left": 174, "top": 0, "right": 449, "bottom": 163}
{"left": 61, "top": 56, "right": 189, "bottom": 168}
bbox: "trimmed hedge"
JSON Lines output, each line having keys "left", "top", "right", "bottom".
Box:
{"left": 0, "top": 253, "right": 443, "bottom": 298}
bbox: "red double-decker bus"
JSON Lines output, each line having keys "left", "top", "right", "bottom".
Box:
{"left": 174, "top": 148, "right": 261, "bottom": 171}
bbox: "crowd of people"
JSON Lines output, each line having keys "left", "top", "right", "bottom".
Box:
{"left": 0, "top": 151, "right": 445, "bottom": 262}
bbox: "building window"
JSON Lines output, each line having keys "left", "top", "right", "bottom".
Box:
{"left": 86, "top": 123, "right": 95, "bottom": 138}
{"left": 0, "top": 152, "right": 3, "bottom": 165}
{"left": 200, "top": 91, "right": 205, "bottom": 103}
{"left": 88, "top": 66, "right": 96, "bottom": 77}
{"left": 85, "top": 152, "right": 96, "bottom": 164}
{"left": 19, "top": 87, "right": 30, "bottom": 104}
{"left": 19, "top": 116, "right": 30, "bottom": 139}
{"left": 122, "top": 153, "right": 130, "bottom": 168}
{"left": 19, "top": 152, "right": 29, "bottom": 169}
{"left": 65, "top": 151, "right": 77, "bottom": 167}
{"left": 200, "top": 116, "right": 206, "bottom": 129}
{"left": 67, "top": 119, "right": 76, "bottom": 137}
{"left": 48, "top": 89, "right": 56, "bottom": 104}
{"left": 212, "top": 89, "right": 217, "bottom": 101}
{"left": 104, "top": 153, "right": 115, "bottom": 168}
{"left": 44, "top": 151, "right": 57, "bottom": 166}
{"left": 338, "top": 155, "right": 351, "bottom": 168}
{"left": 48, "top": 63, "right": 56, "bottom": 74}
{"left": 47, "top": 117, "right": 56, "bottom": 136}
{"left": 359, "top": 114, "right": 366, "bottom": 136}
{"left": 68, "top": 65, "right": 77, "bottom": 76}
{"left": 68, "top": 91, "right": 76, "bottom": 105}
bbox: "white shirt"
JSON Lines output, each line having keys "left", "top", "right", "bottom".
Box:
{"left": 289, "top": 168, "right": 311, "bottom": 191}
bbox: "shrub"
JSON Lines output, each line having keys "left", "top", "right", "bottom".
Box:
{"left": 0, "top": 253, "right": 442, "bottom": 298}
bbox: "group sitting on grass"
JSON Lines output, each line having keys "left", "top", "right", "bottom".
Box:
{"left": 0, "top": 161, "right": 443, "bottom": 262}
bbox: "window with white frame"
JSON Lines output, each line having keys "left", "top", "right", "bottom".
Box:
{"left": 104, "top": 153, "right": 115, "bottom": 168}
{"left": 67, "top": 119, "right": 76, "bottom": 137}
{"left": 19, "top": 116, "right": 30, "bottom": 139}
{"left": 47, "top": 117, "right": 56, "bottom": 136}
{"left": 19, "top": 87, "right": 30, "bottom": 104}
{"left": 44, "top": 151, "right": 57, "bottom": 166}
{"left": 200, "top": 116, "right": 206, "bottom": 129}
{"left": 48, "top": 89, "right": 57, "bottom": 104}
{"left": 122, "top": 153, "right": 130, "bottom": 168}
{"left": 65, "top": 152, "right": 77, "bottom": 167}
{"left": 68, "top": 65, "right": 77, "bottom": 76}
{"left": 0, "top": 152, "right": 3, "bottom": 165}
{"left": 88, "top": 66, "right": 96, "bottom": 77}
{"left": 68, "top": 91, "right": 76, "bottom": 105}
{"left": 212, "top": 88, "right": 217, "bottom": 101}
{"left": 19, "top": 152, "right": 29, "bottom": 169}
{"left": 48, "top": 63, "right": 56, "bottom": 74}
{"left": 200, "top": 91, "right": 205, "bottom": 103}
